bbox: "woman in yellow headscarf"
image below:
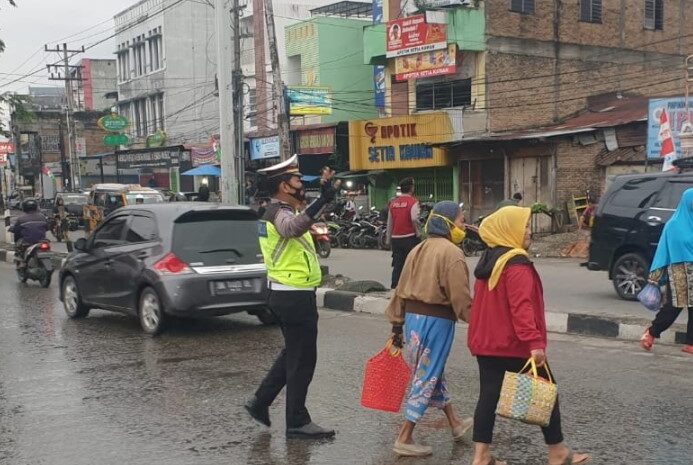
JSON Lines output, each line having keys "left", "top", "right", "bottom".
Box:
{"left": 467, "top": 207, "right": 589, "bottom": 465}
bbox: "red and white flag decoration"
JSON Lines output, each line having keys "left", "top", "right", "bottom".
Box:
{"left": 657, "top": 107, "right": 678, "bottom": 171}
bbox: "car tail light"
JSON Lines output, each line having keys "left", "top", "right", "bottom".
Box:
{"left": 39, "top": 242, "right": 50, "bottom": 251}
{"left": 153, "top": 253, "right": 193, "bottom": 275}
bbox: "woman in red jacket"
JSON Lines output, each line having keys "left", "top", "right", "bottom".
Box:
{"left": 467, "top": 206, "right": 589, "bottom": 465}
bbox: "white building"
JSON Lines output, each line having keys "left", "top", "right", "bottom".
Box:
{"left": 240, "top": 0, "right": 337, "bottom": 134}
{"left": 114, "top": 0, "right": 218, "bottom": 147}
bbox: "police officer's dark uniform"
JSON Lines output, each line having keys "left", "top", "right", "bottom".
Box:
{"left": 245, "top": 155, "right": 337, "bottom": 439}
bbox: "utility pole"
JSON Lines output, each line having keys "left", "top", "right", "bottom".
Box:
{"left": 253, "top": 0, "right": 268, "bottom": 131}
{"left": 264, "top": 0, "right": 290, "bottom": 161}
{"left": 215, "top": 0, "right": 239, "bottom": 206}
{"left": 58, "top": 119, "right": 71, "bottom": 191}
{"left": 232, "top": 0, "right": 245, "bottom": 204}
{"left": 46, "top": 43, "right": 84, "bottom": 191}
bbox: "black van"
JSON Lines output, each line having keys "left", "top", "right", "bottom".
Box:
{"left": 587, "top": 168, "right": 693, "bottom": 300}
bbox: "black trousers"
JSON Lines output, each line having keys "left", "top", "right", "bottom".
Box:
{"left": 649, "top": 301, "right": 693, "bottom": 345}
{"left": 254, "top": 290, "right": 318, "bottom": 428}
{"left": 390, "top": 236, "right": 420, "bottom": 289}
{"left": 473, "top": 356, "right": 564, "bottom": 445}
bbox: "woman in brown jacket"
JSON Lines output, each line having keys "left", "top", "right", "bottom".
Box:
{"left": 385, "top": 201, "right": 473, "bottom": 457}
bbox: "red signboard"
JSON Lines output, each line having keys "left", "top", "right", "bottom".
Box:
{"left": 297, "top": 127, "right": 336, "bottom": 155}
{"left": 0, "top": 141, "right": 15, "bottom": 155}
{"left": 386, "top": 14, "right": 447, "bottom": 58}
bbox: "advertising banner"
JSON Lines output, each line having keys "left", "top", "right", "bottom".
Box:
{"left": 287, "top": 87, "right": 332, "bottom": 116}
{"left": 0, "top": 141, "right": 14, "bottom": 155}
{"left": 646, "top": 97, "right": 693, "bottom": 159}
{"left": 386, "top": 14, "right": 447, "bottom": 58}
{"left": 191, "top": 146, "right": 218, "bottom": 167}
{"left": 250, "top": 136, "right": 280, "bottom": 160}
{"left": 394, "top": 44, "right": 457, "bottom": 81}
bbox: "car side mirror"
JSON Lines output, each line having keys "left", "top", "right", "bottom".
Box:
{"left": 74, "top": 238, "right": 88, "bottom": 252}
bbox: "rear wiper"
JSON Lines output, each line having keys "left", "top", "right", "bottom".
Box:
{"left": 198, "top": 248, "right": 242, "bottom": 256}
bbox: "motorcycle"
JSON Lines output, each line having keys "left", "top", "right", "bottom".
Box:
{"left": 15, "top": 240, "right": 54, "bottom": 288}
{"left": 462, "top": 223, "right": 487, "bottom": 256}
{"left": 50, "top": 214, "right": 69, "bottom": 242}
{"left": 310, "top": 222, "right": 331, "bottom": 258}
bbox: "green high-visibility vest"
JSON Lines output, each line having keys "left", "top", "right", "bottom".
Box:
{"left": 258, "top": 218, "right": 321, "bottom": 288}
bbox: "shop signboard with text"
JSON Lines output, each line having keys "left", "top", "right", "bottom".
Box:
{"left": 348, "top": 113, "right": 453, "bottom": 170}
{"left": 395, "top": 44, "right": 457, "bottom": 81}
{"left": 386, "top": 14, "right": 447, "bottom": 58}
{"left": 117, "top": 148, "right": 180, "bottom": 170}
{"left": 250, "top": 136, "right": 280, "bottom": 160}
{"left": 297, "top": 127, "right": 336, "bottom": 155}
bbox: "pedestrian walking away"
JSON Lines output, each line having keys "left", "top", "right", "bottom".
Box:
{"left": 467, "top": 206, "right": 590, "bottom": 465}
{"left": 640, "top": 188, "right": 693, "bottom": 354}
{"left": 386, "top": 177, "right": 421, "bottom": 289}
{"left": 245, "top": 154, "right": 340, "bottom": 439}
{"left": 385, "top": 200, "right": 473, "bottom": 457}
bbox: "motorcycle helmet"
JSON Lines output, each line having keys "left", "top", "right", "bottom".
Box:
{"left": 22, "top": 199, "right": 38, "bottom": 212}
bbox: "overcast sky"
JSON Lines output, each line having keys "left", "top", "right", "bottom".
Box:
{"left": 0, "top": 0, "right": 136, "bottom": 94}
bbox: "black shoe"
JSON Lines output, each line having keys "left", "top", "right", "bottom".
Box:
{"left": 286, "top": 422, "right": 335, "bottom": 439}
{"left": 244, "top": 397, "right": 271, "bottom": 427}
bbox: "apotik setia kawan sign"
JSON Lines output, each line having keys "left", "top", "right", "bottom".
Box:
{"left": 349, "top": 113, "right": 453, "bottom": 170}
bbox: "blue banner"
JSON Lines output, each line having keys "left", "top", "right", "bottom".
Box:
{"left": 646, "top": 97, "right": 693, "bottom": 159}
{"left": 250, "top": 136, "right": 280, "bottom": 160}
{"left": 373, "top": 0, "right": 384, "bottom": 108}
{"left": 373, "top": 0, "right": 383, "bottom": 23}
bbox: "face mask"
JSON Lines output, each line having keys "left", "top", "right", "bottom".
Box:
{"left": 427, "top": 213, "right": 466, "bottom": 245}
{"left": 287, "top": 185, "right": 306, "bottom": 203}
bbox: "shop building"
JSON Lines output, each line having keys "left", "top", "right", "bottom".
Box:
{"left": 348, "top": 112, "right": 456, "bottom": 206}
{"left": 360, "top": 0, "right": 690, "bottom": 220}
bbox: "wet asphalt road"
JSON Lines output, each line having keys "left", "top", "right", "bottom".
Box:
{"left": 0, "top": 263, "right": 692, "bottom": 465}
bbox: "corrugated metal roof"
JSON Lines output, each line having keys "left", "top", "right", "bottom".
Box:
{"left": 441, "top": 95, "right": 649, "bottom": 145}
{"left": 595, "top": 146, "right": 647, "bottom": 166}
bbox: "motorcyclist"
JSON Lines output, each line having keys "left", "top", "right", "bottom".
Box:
{"left": 9, "top": 199, "right": 49, "bottom": 262}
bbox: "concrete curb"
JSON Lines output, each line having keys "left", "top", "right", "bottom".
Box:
{"left": 317, "top": 287, "right": 687, "bottom": 344}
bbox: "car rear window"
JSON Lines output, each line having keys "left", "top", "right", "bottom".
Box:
{"left": 172, "top": 210, "right": 260, "bottom": 267}
{"left": 652, "top": 181, "right": 693, "bottom": 210}
{"left": 607, "top": 177, "right": 661, "bottom": 208}
{"left": 61, "top": 194, "right": 87, "bottom": 205}
{"left": 126, "top": 193, "right": 164, "bottom": 204}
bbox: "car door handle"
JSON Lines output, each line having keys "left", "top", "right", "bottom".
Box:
{"left": 136, "top": 251, "right": 149, "bottom": 260}
{"left": 647, "top": 216, "right": 662, "bottom": 226}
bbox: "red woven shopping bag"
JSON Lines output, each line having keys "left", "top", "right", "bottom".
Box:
{"left": 360, "top": 339, "right": 412, "bottom": 413}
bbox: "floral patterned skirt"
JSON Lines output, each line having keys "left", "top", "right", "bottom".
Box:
{"left": 650, "top": 263, "right": 693, "bottom": 308}
{"left": 403, "top": 312, "right": 456, "bottom": 423}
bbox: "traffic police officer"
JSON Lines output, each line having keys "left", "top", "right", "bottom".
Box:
{"left": 245, "top": 155, "right": 339, "bottom": 439}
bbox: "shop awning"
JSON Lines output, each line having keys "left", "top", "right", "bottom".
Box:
{"left": 181, "top": 165, "right": 221, "bottom": 177}
{"left": 334, "top": 171, "right": 376, "bottom": 179}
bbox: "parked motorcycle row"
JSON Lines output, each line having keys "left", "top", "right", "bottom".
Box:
{"left": 318, "top": 199, "right": 489, "bottom": 257}
{"left": 325, "top": 206, "right": 389, "bottom": 252}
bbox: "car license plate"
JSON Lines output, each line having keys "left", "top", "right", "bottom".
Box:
{"left": 211, "top": 279, "right": 256, "bottom": 295}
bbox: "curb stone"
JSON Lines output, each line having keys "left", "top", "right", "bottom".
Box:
{"left": 317, "top": 288, "right": 687, "bottom": 344}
